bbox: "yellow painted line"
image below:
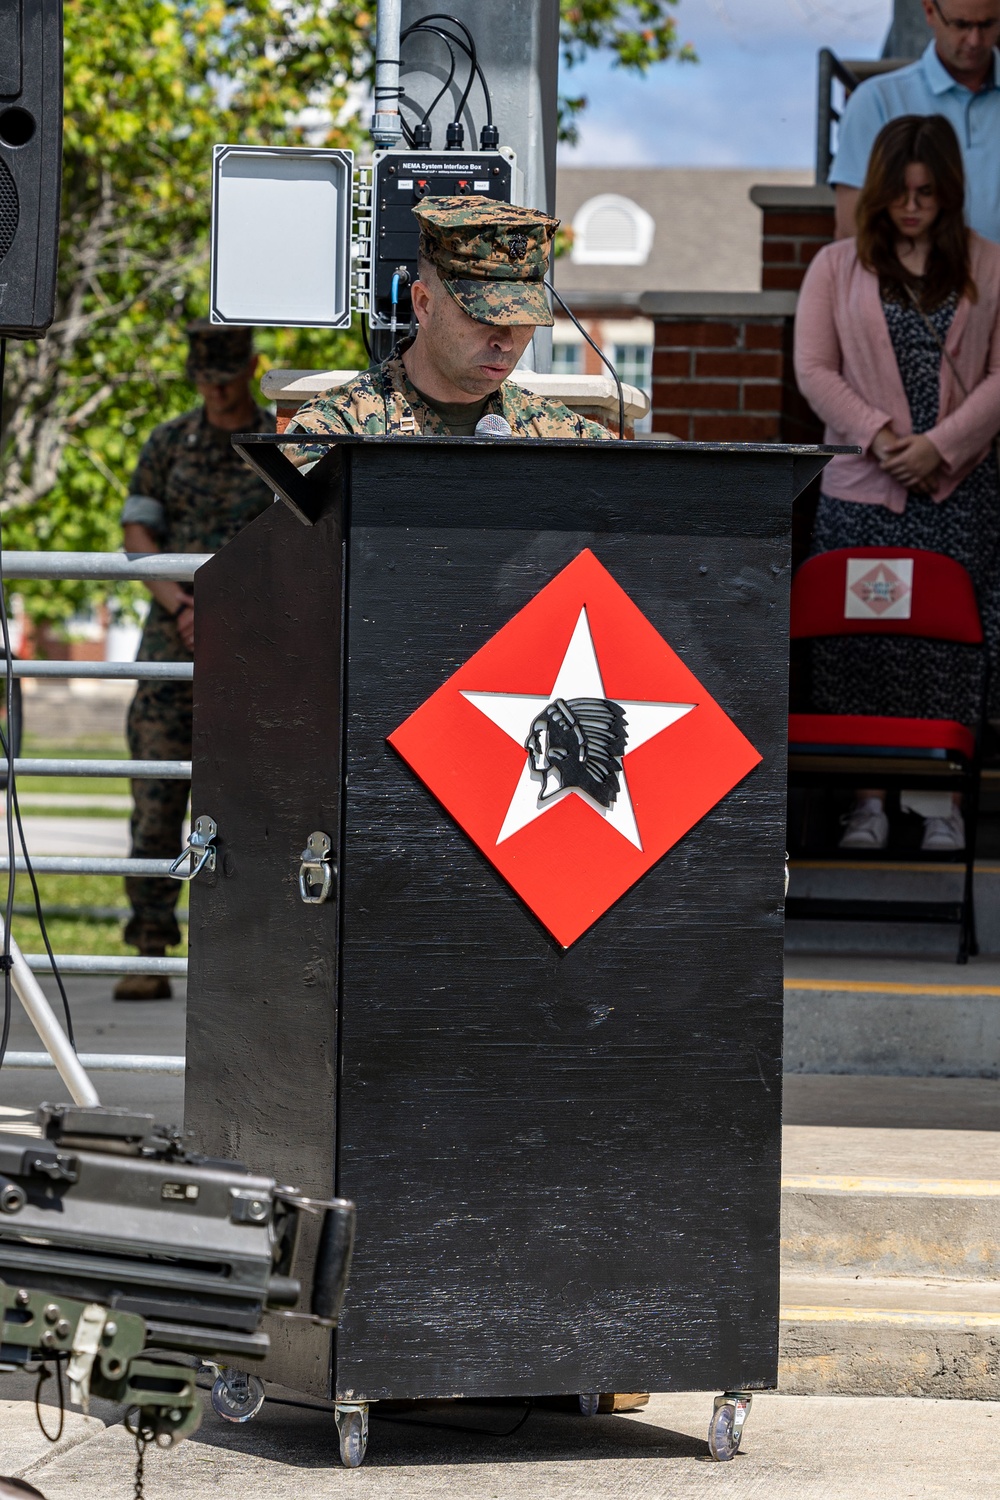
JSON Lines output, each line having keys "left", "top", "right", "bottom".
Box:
{"left": 790, "top": 860, "right": 967, "bottom": 873}
{"left": 784, "top": 977, "right": 1000, "bottom": 996}
{"left": 790, "top": 860, "right": 1000, "bottom": 875}
{"left": 782, "top": 1174, "right": 1000, "bottom": 1197}
{"left": 781, "top": 1305, "right": 1000, "bottom": 1328}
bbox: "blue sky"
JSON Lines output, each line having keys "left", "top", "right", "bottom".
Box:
{"left": 558, "top": 0, "right": 896, "bottom": 168}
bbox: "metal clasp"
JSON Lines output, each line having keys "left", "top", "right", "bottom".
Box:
{"left": 299, "top": 831, "right": 335, "bottom": 904}
{"left": 168, "top": 816, "right": 218, "bottom": 882}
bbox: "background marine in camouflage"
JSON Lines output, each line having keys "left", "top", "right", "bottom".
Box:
{"left": 117, "top": 320, "right": 275, "bottom": 999}
{"left": 287, "top": 195, "right": 612, "bottom": 449}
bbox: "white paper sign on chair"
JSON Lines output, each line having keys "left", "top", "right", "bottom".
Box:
{"left": 844, "top": 557, "right": 914, "bottom": 620}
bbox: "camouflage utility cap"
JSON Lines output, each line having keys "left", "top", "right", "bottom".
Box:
{"left": 185, "top": 319, "right": 254, "bottom": 383}
{"left": 414, "top": 196, "right": 557, "bottom": 327}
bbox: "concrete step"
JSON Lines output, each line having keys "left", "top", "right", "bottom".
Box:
{"left": 782, "top": 1126, "right": 1000, "bottom": 1279}
{"left": 783, "top": 956, "right": 1000, "bottom": 1077}
{"left": 779, "top": 1273, "right": 1000, "bottom": 1398}
{"left": 778, "top": 1118, "right": 1000, "bottom": 1396}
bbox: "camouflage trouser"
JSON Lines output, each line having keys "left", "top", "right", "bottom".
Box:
{"left": 124, "top": 682, "right": 192, "bottom": 951}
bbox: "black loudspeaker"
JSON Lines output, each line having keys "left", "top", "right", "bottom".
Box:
{"left": 0, "top": 0, "right": 62, "bottom": 339}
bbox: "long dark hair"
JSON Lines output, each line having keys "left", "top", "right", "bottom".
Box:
{"left": 856, "top": 114, "right": 975, "bottom": 308}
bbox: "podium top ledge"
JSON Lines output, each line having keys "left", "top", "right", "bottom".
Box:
{"left": 235, "top": 431, "right": 855, "bottom": 458}
{"left": 231, "top": 431, "right": 855, "bottom": 531}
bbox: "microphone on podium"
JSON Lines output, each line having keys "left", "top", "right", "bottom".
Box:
{"left": 474, "top": 414, "right": 513, "bottom": 438}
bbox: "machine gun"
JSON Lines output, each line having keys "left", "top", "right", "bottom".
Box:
{"left": 0, "top": 1104, "right": 354, "bottom": 1446}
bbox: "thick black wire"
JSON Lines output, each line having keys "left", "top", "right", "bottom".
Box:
{"left": 403, "top": 16, "right": 493, "bottom": 130}
{"left": 0, "top": 337, "right": 16, "bottom": 1069}
{"left": 405, "top": 25, "right": 493, "bottom": 129}
{"left": 409, "top": 13, "right": 479, "bottom": 123}
{"left": 0, "top": 720, "right": 75, "bottom": 1044}
{"left": 544, "top": 281, "right": 627, "bottom": 440}
{"left": 0, "top": 339, "right": 75, "bottom": 1057}
{"left": 400, "top": 28, "right": 457, "bottom": 132}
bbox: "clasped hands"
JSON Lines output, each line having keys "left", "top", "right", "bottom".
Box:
{"left": 871, "top": 424, "right": 942, "bottom": 493}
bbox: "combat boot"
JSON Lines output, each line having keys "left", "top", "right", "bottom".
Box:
{"left": 113, "top": 948, "right": 172, "bottom": 1002}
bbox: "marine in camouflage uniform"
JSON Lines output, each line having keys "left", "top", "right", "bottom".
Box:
{"left": 119, "top": 322, "right": 275, "bottom": 995}
{"left": 287, "top": 196, "right": 611, "bottom": 449}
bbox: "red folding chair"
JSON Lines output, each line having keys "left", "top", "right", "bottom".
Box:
{"left": 787, "top": 546, "right": 988, "bottom": 962}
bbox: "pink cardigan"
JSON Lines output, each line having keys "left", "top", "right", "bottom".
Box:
{"left": 794, "top": 232, "right": 1000, "bottom": 512}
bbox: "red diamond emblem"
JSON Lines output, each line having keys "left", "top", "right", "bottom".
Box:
{"left": 388, "top": 550, "right": 762, "bottom": 946}
{"left": 848, "top": 560, "right": 912, "bottom": 616}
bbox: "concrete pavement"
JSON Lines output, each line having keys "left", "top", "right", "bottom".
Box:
{"left": 4, "top": 1389, "right": 1000, "bottom": 1499}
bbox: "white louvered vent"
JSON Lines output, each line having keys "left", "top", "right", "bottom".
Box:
{"left": 571, "top": 194, "right": 655, "bottom": 266}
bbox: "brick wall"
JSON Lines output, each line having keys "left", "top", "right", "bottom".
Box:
{"left": 640, "top": 292, "right": 821, "bottom": 444}
{"left": 750, "top": 185, "right": 835, "bottom": 294}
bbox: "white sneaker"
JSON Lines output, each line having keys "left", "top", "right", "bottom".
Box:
{"left": 839, "top": 806, "right": 889, "bottom": 849}
{"left": 921, "top": 809, "right": 965, "bottom": 852}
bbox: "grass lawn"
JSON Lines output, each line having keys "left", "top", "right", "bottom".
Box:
{"left": 19, "top": 740, "right": 131, "bottom": 799}
{"left": 7, "top": 875, "right": 187, "bottom": 959}
{"left": 4, "top": 744, "right": 186, "bottom": 957}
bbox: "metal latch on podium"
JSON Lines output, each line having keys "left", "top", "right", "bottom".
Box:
{"left": 168, "top": 816, "right": 218, "bottom": 881}
{"left": 299, "top": 832, "right": 335, "bottom": 904}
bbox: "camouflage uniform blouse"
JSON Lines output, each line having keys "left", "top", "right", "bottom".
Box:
{"left": 285, "top": 344, "right": 611, "bottom": 465}
{"left": 122, "top": 403, "right": 276, "bottom": 662}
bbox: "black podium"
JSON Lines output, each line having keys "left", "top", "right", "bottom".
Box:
{"left": 185, "top": 436, "right": 833, "bottom": 1437}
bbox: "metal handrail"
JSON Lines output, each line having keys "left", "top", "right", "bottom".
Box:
{"left": 23, "top": 955, "right": 187, "bottom": 975}
{"left": 0, "top": 551, "right": 211, "bottom": 581}
{"left": 5, "top": 1052, "right": 185, "bottom": 1075}
{"left": 8, "top": 758, "right": 191, "bottom": 778}
{"left": 815, "top": 50, "right": 913, "bottom": 185}
{"left": 0, "top": 549, "right": 206, "bottom": 1095}
{"left": 13, "top": 661, "right": 193, "bottom": 680}
{"left": 0, "top": 857, "right": 176, "bottom": 875}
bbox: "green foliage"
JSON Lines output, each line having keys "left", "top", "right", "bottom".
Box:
{"left": 558, "top": 1, "right": 695, "bottom": 144}
{"left": 2, "top": 0, "right": 371, "bottom": 630}
{"left": 0, "top": 1, "right": 692, "bottom": 632}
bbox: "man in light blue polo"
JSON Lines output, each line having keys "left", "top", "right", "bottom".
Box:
{"left": 830, "top": 0, "right": 1000, "bottom": 239}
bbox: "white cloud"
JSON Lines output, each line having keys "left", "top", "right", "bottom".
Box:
{"left": 559, "top": 0, "right": 894, "bottom": 168}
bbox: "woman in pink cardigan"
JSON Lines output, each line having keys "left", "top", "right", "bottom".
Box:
{"left": 795, "top": 114, "right": 1000, "bottom": 853}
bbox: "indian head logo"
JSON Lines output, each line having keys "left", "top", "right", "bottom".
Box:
{"left": 526, "top": 697, "right": 628, "bottom": 809}
{"left": 388, "top": 550, "right": 761, "bottom": 947}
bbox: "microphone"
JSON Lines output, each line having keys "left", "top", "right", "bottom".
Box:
{"left": 474, "top": 414, "right": 512, "bottom": 438}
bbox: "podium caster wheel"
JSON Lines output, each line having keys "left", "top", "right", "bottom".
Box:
{"left": 707, "top": 1392, "right": 752, "bottom": 1462}
{"left": 211, "top": 1371, "right": 265, "bottom": 1423}
{"left": 336, "top": 1404, "right": 369, "bottom": 1468}
{"left": 579, "top": 1392, "right": 600, "bottom": 1418}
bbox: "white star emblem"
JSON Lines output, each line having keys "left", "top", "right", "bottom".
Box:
{"left": 461, "top": 607, "right": 695, "bottom": 850}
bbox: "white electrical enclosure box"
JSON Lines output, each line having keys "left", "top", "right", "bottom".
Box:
{"left": 210, "top": 145, "right": 355, "bottom": 329}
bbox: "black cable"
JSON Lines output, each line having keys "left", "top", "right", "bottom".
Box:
{"left": 34, "top": 1358, "right": 66, "bottom": 1443}
{"left": 401, "top": 29, "right": 457, "bottom": 132}
{"left": 408, "top": 28, "right": 493, "bottom": 130}
{"left": 0, "top": 337, "right": 16, "bottom": 1069}
{"left": 0, "top": 721, "right": 75, "bottom": 1045}
{"left": 544, "top": 281, "right": 627, "bottom": 440}
{"left": 409, "top": 13, "right": 479, "bottom": 123}
{"left": 402, "top": 16, "right": 493, "bottom": 133}
{"left": 0, "top": 338, "right": 74, "bottom": 1061}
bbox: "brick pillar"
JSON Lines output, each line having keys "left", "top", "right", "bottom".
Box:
{"left": 750, "top": 185, "right": 835, "bottom": 294}
{"left": 639, "top": 292, "right": 821, "bottom": 444}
